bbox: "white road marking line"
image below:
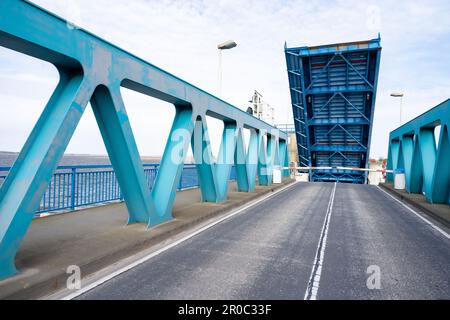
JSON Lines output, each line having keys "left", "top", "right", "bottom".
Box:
{"left": 58, "top": 181, "right": 299, "bottom": 300}
{"left": 376, "top": 186, "right": 450, "bottom": 240}
{"left": 304, "top": 182, "right": 337, "bottom": 300}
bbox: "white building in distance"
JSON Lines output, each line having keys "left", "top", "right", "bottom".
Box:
{"left": 248, "top": 90, "right": 275, "bottom": 125}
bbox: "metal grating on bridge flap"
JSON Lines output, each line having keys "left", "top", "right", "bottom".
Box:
{"left": 285, "top": 37, "right": 382, "bottom": 183}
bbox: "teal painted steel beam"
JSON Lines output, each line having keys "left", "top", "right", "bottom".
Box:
{"left": 0, "top": 71, "right": 90, "bottom": 278}
{"left": 279, "top": 139, "right": 290, "bottom": 177}
{"left": 246, "top": 129, "right": 259, "bottom": 192}
{"left": 0, "top": 0, "right": 288, "bottom": 279}
{"left": 258, "top": 132, "right": 270, "bottom": 186}
{"left": 386, "top": 99, "right": 450, "bottom": 204}
{"left": 386, "top": 144, "right": 394, "bottom": 182}
{"left": 409, "top": 136, "right": 424, "bottom": 193}
{"left": 191, "top": 117, "right": 218, "bottom": 202}
{"left": 235, "top": 128, "right": 250, "bottom": 192}
{"left": 91, "top": 84, "right": 155, "bottom": 224}
{"left": 150, "top": 106, "right": 194, "bottom": 226}
{"left": 401, "top": 135, "right": 414, "bottom": 193}
{"left": 216, "top": 122, "right": 238, "bottom": 202}
{"left": 418, "top": 128, "right": 436, "bottom": 199}
{"left": 431, "top": 125, "right": 450, "bottom": 203}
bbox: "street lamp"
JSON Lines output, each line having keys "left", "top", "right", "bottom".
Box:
{"left": 217, "top": 40, "right": 237, "bottom": 97}
{"left": 390, "top": 92, "right": 404, "bottom": 125}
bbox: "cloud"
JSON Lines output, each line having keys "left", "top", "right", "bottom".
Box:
{"left": 0, "top": 0, "right": 449, "bottom": 159}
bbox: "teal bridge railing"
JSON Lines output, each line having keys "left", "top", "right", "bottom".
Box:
{"left": 386, "top": 99, "right": 450, "bottom": 205}
{"left": 0, "top": 0, "right": 289, "bottom": 279}
{"left": 0, "top": 164, "right": 235, "bottom": 215}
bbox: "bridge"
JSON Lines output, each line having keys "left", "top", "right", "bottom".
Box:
{"left": 0, "top": 0, "right": 449, "bottom": 301}
{"left": 285, "top": 37, "right": 381, "bottom": 184}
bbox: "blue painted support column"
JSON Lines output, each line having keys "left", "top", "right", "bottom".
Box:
{"left": 191, "top": 116, "right": 218, "bottom": 202}
{"left": 246, "top": 129, "right": 259, "bottom": 192}
{"left": 0, "top": 0, "right": 289, "bottom": 280}
{"left": 279, "top": 139, "right": 290, "bottom": 177}
{"left": 234, "top": 127, "right": 250, "bottom": 192}
{"left": 258, "top": 131, "right": 269, "bottom": 186}
{"left": 151, "top": 106, "right": 194, "bottom": 225}
{"left": 397, "top": 140, "right": 405, "bottom": 171}
{"left": 91, "top": 84, "right": 154, "bottom": 224}
{"left": 386, "top": 144, "right": 393, "bottom": 182}
{"left": 409, "top": 135, "right": 424, "bottom": 193}
{"left": 265, "top": 134, "right": 277, "bottom": 184}
{"left": 401, "top": 135, "right": 414, "bottom": 193}
{"left": 390, "top": 139, "right": 400, "bottom": 172}
{"left": 272, "top": 135, "right": 281, "bottom": 167}
{"left": 418, "top": 128, "right": 436, "bottom": 202}
{"left": 431, "top": 125, "right": 450, "bottom": 204}
{"left": 216, "top": 122, "right": 237, "bottom": 201}
{"left": 0, "top": 72, "right": 90, "bottom": 279}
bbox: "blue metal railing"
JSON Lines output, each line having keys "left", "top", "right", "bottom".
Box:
{"left": 0, "top": 164, "right": 237, "bottom": 214}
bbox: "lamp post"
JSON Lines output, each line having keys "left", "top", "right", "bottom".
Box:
{"left": 217, "top": 40, "right": 237, "bottom": 97}
{"left": 390, "top": 92, "right": 404, "bottom": 125}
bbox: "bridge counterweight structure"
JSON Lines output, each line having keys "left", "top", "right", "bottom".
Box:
{"left": 0, "top": 0, "right": 288, "bottom": 279}
{"left": 284, "top": 37, "right": 382, "bottom": 184}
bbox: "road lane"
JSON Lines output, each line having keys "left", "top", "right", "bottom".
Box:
{"left": 318, "top": 184, "right": 450, "bottom": 299}
{"left": 78, "top": 182, "right": 335, "bottom": 299}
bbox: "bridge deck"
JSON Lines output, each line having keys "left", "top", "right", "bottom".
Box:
{"left": 0, "top": 181, "right": 293, "bottom": 299}
{"left": 74, "top": 182, "right": 450, "bottom": 300}
{"left": 2, "top": 181, "right": 449, "bottom": 299}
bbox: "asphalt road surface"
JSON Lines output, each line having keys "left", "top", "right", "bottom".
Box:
{"left": 77, "top": 182, "right": 450, "bottom": 300}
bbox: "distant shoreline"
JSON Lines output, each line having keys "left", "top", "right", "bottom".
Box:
{"left": 0, "top": 151, "right": 194, "bottom": 167}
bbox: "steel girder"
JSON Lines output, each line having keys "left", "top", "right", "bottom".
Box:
{"left": 285, "top": 37, "right": 382, "bottom": 183}
{"left": 0, "top": 0, "right": 288, "bottom": 279}
{"left": 386, "top": 99, "right": 450, "bottom": 205}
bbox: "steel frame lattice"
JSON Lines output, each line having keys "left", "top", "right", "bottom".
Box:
{"left": 285, "top": 37, "right": 382, "bottom": 183}
{"left": 0, "top": 0, "right": 289, "bottom": 279}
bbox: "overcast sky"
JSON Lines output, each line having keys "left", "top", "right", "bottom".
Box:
{"left": 0, "top": 0, "right": 449, "bottom": 159}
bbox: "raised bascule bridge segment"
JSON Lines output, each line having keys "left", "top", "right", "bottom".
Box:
{"left": 285, "top": 37, "right": 382, "bottom": 183}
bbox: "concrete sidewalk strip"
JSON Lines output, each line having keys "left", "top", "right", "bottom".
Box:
{"left": 379, "top": 183, "right": 450, "bottom": 228}
{"left": 0, "top": 180, "right": 294, "bottom": 300}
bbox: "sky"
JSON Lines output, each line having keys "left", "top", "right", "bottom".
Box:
{"left": 0, "top": 0, "right": 449, "bottom": 159}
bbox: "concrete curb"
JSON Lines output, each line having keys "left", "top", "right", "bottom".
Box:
{"left": 379, "top": 183, "right": 450, "bottom": 229}
{"left": 2, "top": 180, "right": 295, "bottom": 300}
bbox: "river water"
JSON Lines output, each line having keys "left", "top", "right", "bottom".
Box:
{"left": 0, "top": 151, "right": 160, "bottom": 167}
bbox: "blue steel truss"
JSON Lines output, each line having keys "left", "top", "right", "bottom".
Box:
{"left": 386, "top": 99, "right": 450, "bottom": 205}
{"left": 0, "top": 0, "right": 289, "bottom": 279}
{"left": 285, "top": 37, "right": 382, "bottom": 183}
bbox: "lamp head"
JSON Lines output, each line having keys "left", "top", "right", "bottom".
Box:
{"left": 218, "top": 40, "right": 237, "bottom": 50}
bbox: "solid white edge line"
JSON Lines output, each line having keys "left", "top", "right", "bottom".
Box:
{"left": 59, "top": 181, "right": 300, "bottom": 300}
{"left": 304, "top": 182, "right": 337, "bottom": 300}
{"left": 376, "top": 186, "right": 450, "bottom": 240}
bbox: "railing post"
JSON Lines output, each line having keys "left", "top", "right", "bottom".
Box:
{"left": 178, "top": 168, "right": 183, "bottom": 190}
{"left": 70, "top": 167, "right": 76, "bottom": 211}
